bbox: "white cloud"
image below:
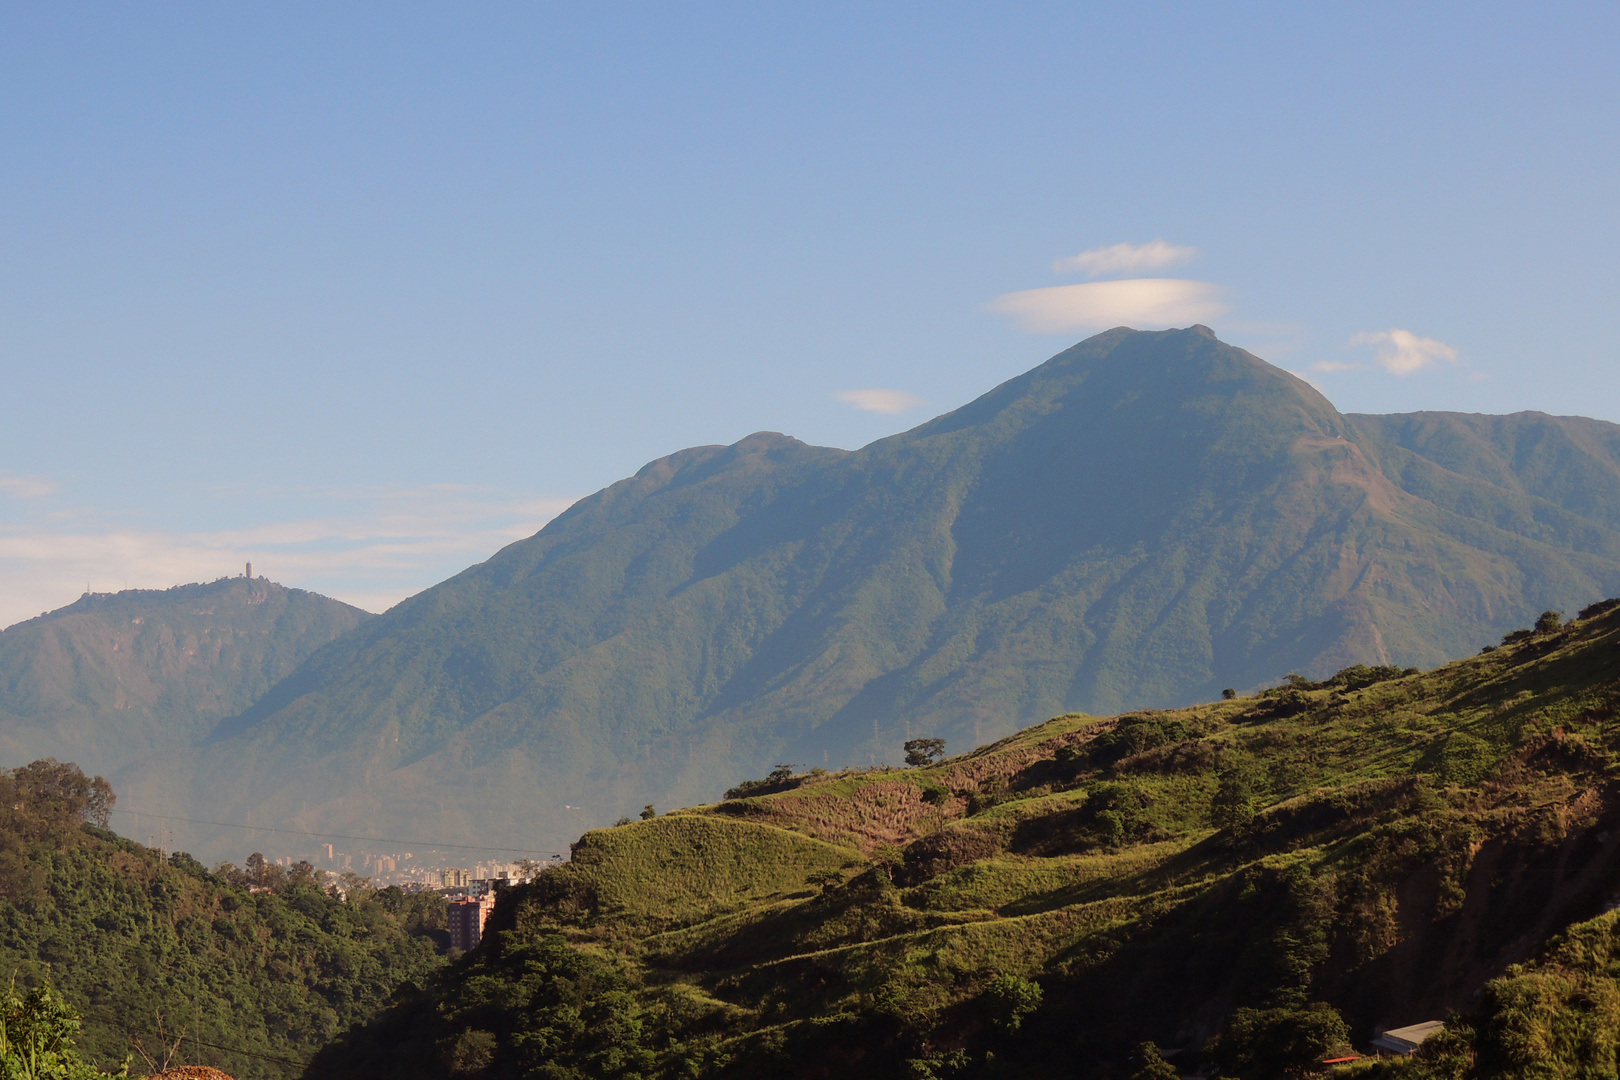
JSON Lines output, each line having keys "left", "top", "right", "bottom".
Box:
{"left": 0, "top": 474, "right": 57, "bottom": 499}
{"left": 1349, "top": 329, "right": 1459, "bottom": 375}
{"left": 834, "top": 389, "right": 925, "bottom": 415}
{"left": 0, "top": 486, "right": 574, "bottom": 629}
{"left": 1053, "top": 240, "right": 1197, "bottom": 277}
{"left": 988, "top": 278, "right": 1226, "bottom": 334}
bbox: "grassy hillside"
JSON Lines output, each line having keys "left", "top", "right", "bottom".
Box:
{"left": 0, "top": 759, "right": 444, "bottom": 1079}
{"left": 0, "top": 577, "right": 370, "bottom": 782}
{"left": 307, "top": 598, "right": 1620, "bottom": 1079}
{"left": 176, "top": 327, "right": 1620, "bottom": 859}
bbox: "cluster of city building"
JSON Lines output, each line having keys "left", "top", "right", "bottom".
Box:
{"left": 257, "top": 840, "right": 567, "bottom": 949}
{"left": 267, "top": 843, "right": 554, "bottom": 893}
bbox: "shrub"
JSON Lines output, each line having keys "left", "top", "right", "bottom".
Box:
{"left": 1128, "top": 1041, "right": 1178, "bottom": 1080}
{"left": 0, "top": 983, "right": 127, "bottom": 1079}
{"left": 1408, "top": 1023, "right": 1474, "bottom": 1080}
{"left": 1090, "top": 716, "right": 1192, "bottom": 766}
{"left": 806, "top": 868, "right": 844, "bottom": 890}
{"left": 1326, "top": 664, "right": 1405, "bottom": 691}
{"left": 1578, "top": 598, "right": 1620, "bottom": 620}
{"left": 906, "top": 1050, "right": 970, "bottom": 1079}
{"left": 1535, "top": 609, "right": 1565, "bottom": 634}
{"left": 898, "top": 829, "right": 1000, "bottom": 885}
{"left": 966, "top": 791, "right": 1000, "bottom": 815}
{"left": 724, "top": 764, "right": 805, "bottom": 799}
{"left": 1206, "top": 1003, "right": 1350, "bottom": 1078}
{"left": 1211, "top": 757, "right": 1265, "bottom": 832}
{"left": 981, "top": 975, "right": 1042, "bottom": 1032}
{"left": 446, "top": 1028, "right": 497, "bottom": 1075}
{"left": 1255, "top": 689, "right": 1314, "bottom": 719}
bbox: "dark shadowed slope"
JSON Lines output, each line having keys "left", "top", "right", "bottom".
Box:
{"left": 174, "top": 327, "right": 1620, "bottom": 857}
{"left": 0, "top": 577, "right": 370, "bottom": 779}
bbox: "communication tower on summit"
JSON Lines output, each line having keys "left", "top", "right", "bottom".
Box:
{"left": 245, "top": 562, "right": 252, "bottom": 579}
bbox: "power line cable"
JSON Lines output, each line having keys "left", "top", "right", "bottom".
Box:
{"left": 99, "top": 1016, "right": 312, "bottom": 1070}
{"left": 80, "top": 1006, "right": 312, "bottom": 1069}
{"left": 0, "top": 977, "right": 316, "bottom": 1072}
{"left": 109, "top": 808, "right": 564, "bottom": 858}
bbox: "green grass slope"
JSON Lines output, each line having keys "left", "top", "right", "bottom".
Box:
{"left": 0, "top": 760, "right": 443, "bottom": 1080}
{"left": 551, "top": 816, "right": 859, "bottom": 925}
{"left": 307, "top": 600, "right": 1620, "bottom": 1079}
{"left": 186, "top": 327, "right": 1620, "bottom": 860}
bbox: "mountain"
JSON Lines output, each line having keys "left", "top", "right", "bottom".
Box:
{"left": 166, "top": 326, "right": 1620, "bottom": 858}
{"left": 304, "top": 599, "right": 1620, "bottom": 1080}
{"left": 0, "top": 577, "right": 370, "bottom": 781}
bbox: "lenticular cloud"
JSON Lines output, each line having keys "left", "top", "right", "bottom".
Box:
{"left": 1053, "top": 240, "right": 1197, "bottom": 277}
{"left": 989, "top": 278, "right": 1227, "bottom": 333}
{"left": 833, "top": 389, "right": 926, "bottom": 415}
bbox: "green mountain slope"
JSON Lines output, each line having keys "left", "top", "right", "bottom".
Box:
{"left": 172, "top": 327, "right": 1620, "bottom": 857}
{"left": 306, "top": 599, "right": 1620, "bottom": 1080}
{"left": 0, "top": 577, "right": 370, "bottom": 782}
{"left": 0, "top": 759, "right": 444, "bottom": 1080}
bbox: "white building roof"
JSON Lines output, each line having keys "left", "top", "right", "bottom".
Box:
{"left": 1372, "top": 1021, "right": 1445, "bottom": 1054}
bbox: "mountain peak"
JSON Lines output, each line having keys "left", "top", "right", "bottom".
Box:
{"left": 134, "top": 328, "right": 1620, "bottom": 859}
{"left": 732, "top": 431, "right": 805, "bottom": 452}
{"left": 0, "top": 578, "right": 370, "bottom": 783}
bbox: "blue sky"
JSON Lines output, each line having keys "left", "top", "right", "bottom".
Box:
{"left": 2, "top": 3, "right": 1617, "bottom": 625}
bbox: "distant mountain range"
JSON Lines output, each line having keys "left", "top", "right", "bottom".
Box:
{"left": 12, "top": 326, "right": 1620, "bottom": 860}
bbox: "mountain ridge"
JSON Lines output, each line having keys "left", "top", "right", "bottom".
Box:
{"left": 0, "top": 577, "right": 370, "bottom": 787}
{"left": 99, "top": 328, "right": 1620, "bottom": 857}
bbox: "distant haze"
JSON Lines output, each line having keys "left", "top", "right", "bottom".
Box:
{"left": 33, "top": 327, "right": 1616, "bottom": 862}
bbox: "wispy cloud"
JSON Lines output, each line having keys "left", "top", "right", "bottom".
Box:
{"left": 833, "top": 389, "right": 926, "bottom": 415}
{"left": 989, "top": 279, "right": 1226, "bottom": 334}
{"left": 0, "top": 474, "right": 58, "bottom": 499}
{"left": 0, "top": 485, "right": 574, "bottom": 629}
{"left": 1349, "top": 329, "right": 1459, "bottom": 375}
{"left": 1053, "top": 240, "right": 1197, "bottom": 277}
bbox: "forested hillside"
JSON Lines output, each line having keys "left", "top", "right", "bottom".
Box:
{"left": 0, "top": 759, "right": 444, "bottom": 1079}
{"left": 0, "top": 577, "right": 369, "bottom": 782}
{"left": 309, "top": 598, "right": 1620, "bottom": 1079}
{"left": 172, "top": 326, "right": 1620, "bottom": 860}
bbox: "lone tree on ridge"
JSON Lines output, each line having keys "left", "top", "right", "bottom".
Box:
{"left": 904, "top": 738, "right": 946, "bottom": 767}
